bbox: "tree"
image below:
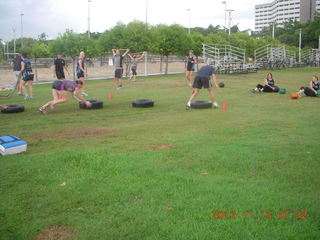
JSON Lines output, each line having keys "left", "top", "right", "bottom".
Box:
{"left": 150, "top": 24, "right": 191, "bottom": 74}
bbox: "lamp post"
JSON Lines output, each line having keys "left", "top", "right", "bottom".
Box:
{"left": 88, "top": 0, "right": 92, "bottom": 37}
{"left": 226, "top": 9, "right": 234, "bottom": 36}
{"left": 222, "top": 1, "right": 227, "bottom": 31}
{"left": 272, "top": 22, "right": 275, "bottom": 39}
{"left": 299, "top": 28, "right": 302, "bottom": 63}
{"left": 13, "top": 27, "right": 16, "bottom": 53}
{"left": 187, "top": 9, "right": 191, "bottom": 34}
{"left": 145, "top": 0, "right": 148, "bottom": 25}
{"left": 20, "top": 13, "right": 24, "bottom": 48}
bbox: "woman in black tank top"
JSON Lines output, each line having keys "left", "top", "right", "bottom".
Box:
{"left": 251, "top": 73, "right": 279, "bottom": 93}
{"left": 297, "top": 75, "right": 320, "bottom": 97}
{"left": 185, "top": 50, "right": 197, "bottom": 87}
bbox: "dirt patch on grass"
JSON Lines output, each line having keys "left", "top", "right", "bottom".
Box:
{"left": 35, "top": 225, "right": 75, "bottom": 240}
{"left": 145, "top": 144, "right": 174, "bottom": 150}
{"left": 31, "top": 127, "right": 115, "bottom": 141}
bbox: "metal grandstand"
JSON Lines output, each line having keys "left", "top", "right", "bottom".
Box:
{"left": 202, "top": 44, "right": 257, "bottom": 74}
{"left": 254, "top": 45, "right": 296, "bottom": 69}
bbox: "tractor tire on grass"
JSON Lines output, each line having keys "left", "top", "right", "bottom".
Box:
{"left": 1, "top": 104, "right": 25, "bottom": 114}
{"left": 132, "top": 99, "right": 154, "bottom": 108}
{"left": 79, "top": 100, "right": 103, "bottom": 109}
{"left": 191, "top": 100, "right": 212, "bottom": 109}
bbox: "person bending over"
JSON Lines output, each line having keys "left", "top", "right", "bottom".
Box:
{"left": 39, "top": 80, "right": 91, "bottom": 114}
{"left": 186, "top": 64, "right": 221, "bottom": 110}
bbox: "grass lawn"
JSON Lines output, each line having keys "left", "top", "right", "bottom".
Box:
{"left": 0, "top": 67, "right": 319, "bottom": 240}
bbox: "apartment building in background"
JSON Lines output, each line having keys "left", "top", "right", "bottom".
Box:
{"left": 255, "top": 0, "right": 320, "bottom": 31}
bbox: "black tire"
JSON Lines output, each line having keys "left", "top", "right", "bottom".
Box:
{"left": 219, "top": 82, "right": 225, "bottom": 88}
{"left": 132, "top": 99, "right": 154, "bottom": 108}
{"left": 1, "top": 104, "right": 25, "bottom": 113}
{"left": 79, "top": 99, "right": 103, "bottom": 109}
{"left": 191, "top": 100, "right": 212, "bottom": 109}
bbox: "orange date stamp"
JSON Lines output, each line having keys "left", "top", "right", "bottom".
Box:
{"left": 211, "top": 210, "right": 308, "bottom": 220}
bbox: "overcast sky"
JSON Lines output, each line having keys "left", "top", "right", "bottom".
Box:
{"left": 0, "top": 0, "right": 270, "bottom": 41}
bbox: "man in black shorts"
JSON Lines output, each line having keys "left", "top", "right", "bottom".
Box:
{"left": 186, "top": 64, "right": 221, "bottom": 110}
{"left": 53, "top": 53, "right": 69, "bottom": 80}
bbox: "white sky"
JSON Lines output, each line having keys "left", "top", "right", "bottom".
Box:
{"left": 0, "top": 0, "right": 270, "bottom": 41}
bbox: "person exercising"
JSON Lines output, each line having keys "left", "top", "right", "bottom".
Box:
{"left": 53, "top": 53, "right": 69, "bottom": 80}
{"left": 112, "top": 48, "right": 130, "bottom": 89}
{"left": 128, "top": 52, "right": 145, "bottom": 82}
{"left": 186, "top": 50, "right": 196, "bottom": 87}
{"left": 297, "top": 75, "right": 320, "bottom": 97}
{"left": 39, "top": 80, "right": 91, "bottom": 114}
{"left": 186, "top": 63, "right": 220, "bottom": 110}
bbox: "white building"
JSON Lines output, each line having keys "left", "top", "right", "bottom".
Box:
{"left": 255, "top": 0, "right": 320, "bottom": 32}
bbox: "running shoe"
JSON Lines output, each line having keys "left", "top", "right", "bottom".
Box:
{"left": 39, "top": 107, "right": 47, "bottom": 114}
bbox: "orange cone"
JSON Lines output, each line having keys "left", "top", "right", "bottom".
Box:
{"left": 222, "top": 102, "right": 227, "bottom": 111}
{"left": 108, "top": 92, "right": 113, "bottom": 99}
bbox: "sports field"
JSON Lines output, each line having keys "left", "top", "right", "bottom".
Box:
{"left": 0, "top": 68, "right": 319, "bottom": 240}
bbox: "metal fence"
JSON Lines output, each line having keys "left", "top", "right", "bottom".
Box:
{"left": 0, "top": 53, "right": 187, "bottom": 86}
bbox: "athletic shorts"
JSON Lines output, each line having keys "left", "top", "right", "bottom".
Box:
{"left": 23, "top": 74, "right": 34, "bottom": 81}
{"left": 56, "top": 71, "right": 65, "bottom": 80}
{"left": 192, "top": 76, "right": 212, "bottom": 89}
{"left": 14, "top": 71, "right": 22, "bottom": 83}
{"left": 115, "top": 69, "right": 123, "bottom": 78}
{"left": 52, "top": 80, "right": 63, "bottom": 90}
{"left": 187, "top": 65, "right": 195, "bottom": 71}
{"left": 77, "top": 71, "right": 84, "bottom": 79}
{"left": 131, "top": 67, "right": 137, "bottom": 76}
{"left": 301, "top": 87, "right": 317, "bottom": 97}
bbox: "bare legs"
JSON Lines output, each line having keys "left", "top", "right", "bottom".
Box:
{"left": 21, "top": 80, "right": 33, "bottom": 99}
{"left": 186, "top": 71, "right": 193, "bottom": 86}
{"left": 40, "top": 90, "right": 68, "bottom": 113}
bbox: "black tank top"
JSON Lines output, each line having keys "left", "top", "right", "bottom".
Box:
{"left": 312, "top": 81, "right": 320, "bottom": 90}
{"left": 187, "top": 56, "right": 195, "bottom": 68}
{"left": 267, "top": 78, "right": 274, "bottom": 86}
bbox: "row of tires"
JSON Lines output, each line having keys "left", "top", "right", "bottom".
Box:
{"left": 1, "top": 99, "right": 214, "bottom": 114}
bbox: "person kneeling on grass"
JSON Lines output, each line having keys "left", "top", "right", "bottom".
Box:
{"left": 297, "top": 75, "right": 320, "bottom": 97}
{"left": 251, "top": 73, "right": 279, "bottom": 93}
{"left": 39, "top": 80, "right": 91, "bottom": 114}
{"left": 186, "top": 64, "right": 221, "bottom": 110}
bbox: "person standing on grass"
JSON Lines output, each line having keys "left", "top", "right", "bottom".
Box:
{"left": 76, "top": 51, "right": 88, "bottom": 97}
{"left": 128, "top": 52, "right": 145, "bottom": 82}
{"left": 39, "top": 80, "right": 91, "bottom": 114}
{"left": 297, "top": 75, "right": 320, "bottom": 97}
{"left": 112, "top": 48, "right": 130, "bottom": 89}
{"left": 186, "top": 50, "right": 197, "bottom": 87}
{"left": 251, "top": 73, "right": 279, "bottom": 93}
{"left": 53, "top": 53, "right": 69, "bottom": 80}
{"left": 186, "top": 63, "right": 221, "bottom": 110}
{"left": 10, "top": 53, "right": 23, "bottom": 95}
{"left": 20, "top": 53, "right": 34, "bottom": 100}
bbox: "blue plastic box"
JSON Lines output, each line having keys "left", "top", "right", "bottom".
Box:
{"left": 0, "top": 136, "right": 27, "bottom": 155}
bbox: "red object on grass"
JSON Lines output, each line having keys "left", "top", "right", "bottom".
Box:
{"left": 222, "top": 102, "right": 227, "bottom": 111}
{"left": 291, "top": 93, "right": 298, "bottom": 99}
{"left": 108, "top": 92, "right": 113, "bottom": 99}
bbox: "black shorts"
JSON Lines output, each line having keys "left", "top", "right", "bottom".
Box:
{"left": 301, "top": 87, "right": 317, "bottom": 97}
{"left": 115, "top": 69, "right": 123, "bottom": 78}
{"left": 23, "top": 74, "right": 34, "bottom": 81}
{"left": 192, "top": 76, "right": 212, "bottom": 89}
{"left": 131, "top": 67, "right": 137, "bottom": 76}
{"left": 187, "top": 65, "right": 195, "bottom": 71}
{"left": 77, "top": 72, "right": 84, "bottom": 79}
{"left": 56, "top": 72, "right": 65, "bottom": 80}
{"left": 52, "top": 80, "right": 63, "bottom": 90}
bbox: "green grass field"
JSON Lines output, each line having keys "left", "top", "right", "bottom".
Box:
{"left": 0, "top": 68, "right": 319, "bottom": 240}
